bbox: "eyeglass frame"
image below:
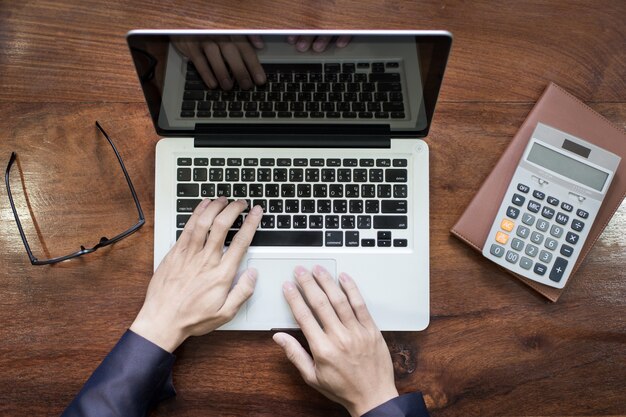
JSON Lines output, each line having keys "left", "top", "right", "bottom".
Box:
{"left": 5, "top": 121, "right": 145, "bottom": 265}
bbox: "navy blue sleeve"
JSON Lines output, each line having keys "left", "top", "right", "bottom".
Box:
{"left": 61, "top": 330, "right": 176, "bottom": 417}
{"left": 361, "top": 392, "right": 429, "bottom": 417}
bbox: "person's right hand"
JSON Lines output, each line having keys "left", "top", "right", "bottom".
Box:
{"left": 172, "top": 35, "right": 266, "bottom": 90}
{"left": 286, "top": 35, "right": 352, "bottom": 52}
{"left": 272, "top": 266, "right": 399, "bottom": 417}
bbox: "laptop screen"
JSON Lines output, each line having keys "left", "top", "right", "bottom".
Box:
{"left": 127, "top": 30, "right": 452, "bottom": 138}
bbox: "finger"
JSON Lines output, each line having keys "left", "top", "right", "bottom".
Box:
{"left": 295, "top": 35, "right": 315, "bottom": 52}
{"left": 220, "top": 39, "right": 253, "bottom": 90}
{"left": 217, "top": 268, "right": 258, "bottom": 321}
{"left": 188, "top": 197, "right": 229, "bottom": 251}
{"left": 202, "top": 41, "right": 233, "bottom": 90}
{"left": 311, "top": 265, "right": 358, "bottom": 328}
{"left": 247, "top": 35, "right": 264, "bottom": 49}
{"left": 203, "top": 199, "right": 248, "bottom": 254}
{"left": 235, "top": 37, "right": 266, "bottom": 86}
{"left": 294, "top": 266, "right": 344, "bottom": 332}
{"left": 287, "top": 35, "right": 298, "bottom": 45}
{"left": 220, "top": 205, "right": 263, "bottom": 273}
{"left": 312, "top": 36, "right": 332, "bottom": 52}
{"left": 335, "top": 35, "right": 352, "bottom": 48}
{"left": 338, "top": 272, "right": 376, "bottom": 328}
{"left": 189, "top": 50, "right": 218, "bottom": 89}
{"left": 273, "top": 332, "right": 318, "bottom": 386}
{"left": 282, "top": 281, "right": 325, "bottom": 342}
{"left": 176, "top": 197, "right": 212, "bottom": 246}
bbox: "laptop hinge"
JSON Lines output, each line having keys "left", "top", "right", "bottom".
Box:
{"left": 193, "top": 124, "right": 391, "bottom": 148}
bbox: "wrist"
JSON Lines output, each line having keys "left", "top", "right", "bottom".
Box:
{"left": 130, "top": 310, "right": 187, "bottom": 353}
{"left": 346, "top": 387, "right": 399, "bottom": 417}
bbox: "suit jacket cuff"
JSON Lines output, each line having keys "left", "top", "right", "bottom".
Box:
{"left": 361, "top": 392, "right": 429, "bottom": 417}
{"left": 61, "top": 330, "right": 176, "bottom": 417}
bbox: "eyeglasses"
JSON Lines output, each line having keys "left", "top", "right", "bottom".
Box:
{"left": 5, "top": 121, "right": 145, "bottom": 265}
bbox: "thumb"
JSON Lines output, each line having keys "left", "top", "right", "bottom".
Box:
{"left": 219, "top": 268, "right": 257, "bottom": 319}
{"left": 273, "top": 332, "right": 317, "bottom": 386}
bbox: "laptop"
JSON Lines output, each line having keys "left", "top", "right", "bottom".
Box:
{"left": 126, "top": 30, "right": 452, "bottom": 331}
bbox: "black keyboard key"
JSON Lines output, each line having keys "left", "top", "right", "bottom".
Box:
{"left": 227, "top": 158, "right": 242, "bottom": 166}
{"left": 359, "top": 158, "right": 375, "bottom": 167}
{"left": 177, "top": 157, "right": 192, "bottom": 166}
{"left": 325, "top": 215, "right": 340, "bottom": 229}
{"left": 353, "top": 169, "right": 367, "bottom": 182}
{"left": 201, "top": 183, "right": 215, "bottom": 197}
{"left": 257, "top": 168, "right": 272, "bottom": 182}
{"left": 260, "top": 215, "right": 275, "bottom": 229}
{"left": 253, "top": 199, "right": 267, "bottom": 211}
{"left": 376, "top": 159, "right": 391, "bottom": 167}
{"left": 233, "top": 184, "right": 247, "bottom": 197}
{"left": 248, "top": 184, "right": 263, "bottom": 197}
{"left": 177, "top": 199, "right": 201, "bottom": 213}
{"left": 216, "top": 184, "right": 231, "bottom": 197}
{"left": 281, "top": 184, "right": 295, "bottom": 198}
{"left": 309, "top": 215, "right": 323, "bottom": 228}
{"left": 285, "top": 199, "right": 299, "bottom": 213}
{"left": 177, "top": 168, "right": 191, "bottom": 181}
{"left": 301, "top": 199, "right": 315, "bottom": 213}
{"left": 377, "top": 184, "right": 391, "bottom": 198}
{"left": 392, "top": 159, "right": 408, "bottom": 167}
{"left": 349, "top": 200, "right": 363, "bottom": 213}
{"left": 357, "top": 216, "right": 372, "bottom": 229}
{"left": 365, "top": 200, "right": 379, "bottom": 213}
{"left": 393, "top": 239, "right": 408, "bottom": 247}
{"left": 297, "top": 184, "right": 311, "bottom": 198}
{"left": 273, "top": 168, "right": 288, "bottom": 182}
{"left": 176, "top": 214, "right": 191, "bottom": 229}
{"left": 226, "top": 230, "right": 323, "bottom": 246}
{"left": 310, "top": 158, "right": 324, "bottom": 167}
{"left": 277, "top": 215, "right": 291, "bottom": 229}
{"left": 374, "top": 215, "right": 408, "bottom": 229}
{"left": 341, "top": 215, "right": 355, "bottom": 229}
{"left": 326, "top": 158, "right": 341, "bottom": 167}
{"left": 314, "top": 184, "right": 328, "bottom": 198}
{"left": 177, "top": 183, "right": 199, "bottom": 197}
{"left": 244, "top": 158, "right": 258, "bottom": 166}
{"left": 208, "top": 168, "right": 222, "bottom": 182}
{"left": 225, "top": 168, "right": 239, "bottom": 182}
{"left": 176, "top": 230, "right": 183, "bottom": 240}
{"left": 325, "top": 231, "right": 343, "bottom": 247}
{"left": 381, "top": 200, "right": 407, "bottom": 213}
{"left": 261, "top": 158, "right": 275, "bottom": 166}
{"left": 293, "top": 215, "right": 307, "bottom": 229}
{"left": 345, "top": 231, "right": 359, "bottom": 247}
{"left": 378, "top": 240, "right": 391, "bottom": 247}
{"left": 317, "top": 199, "right": 331, "bottom": 213}
{"left": 194, "top": 158, "right": 209, "bottom": 166}
{"left": 393, "top": 185, "right": 408, "bottom": 198}
{"left": 193, "top": 168, "right": 207, "bottom": 182}
{"left": 294, "top": 158, "right": 308, "bottom": 166}
{"left": 362, "top": 185, "right": 376, "bottom": 198}
{"left": 369, "top": 169, "right": 383, "bottom": 182}
{"left": 289, "top": 168, "right": 304, "bottom": 182}
{"left": 265, "top": 184, "right": 279, "bottom": 197}
{"left": 345, "top": 184, "right": 359, "bottom": 198}
{"left": 329, "top": 184, "right": 343, "bottom": 198}
{"left": 211, "top": 158, "right": 225, "bottom": 166}
{"left": 362, "top": 238, "right": 375, "bottom": 247}
{"left": 369, "top": 73, "right": 401, "bottom": 82}
{"left": 333, "top": 200, "right": 347, "bottom": 213}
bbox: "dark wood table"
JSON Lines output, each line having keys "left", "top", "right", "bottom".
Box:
{"left": 1, "top": 1, "right": 624, "bottom": 416}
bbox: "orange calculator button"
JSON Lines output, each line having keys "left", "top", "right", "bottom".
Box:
{"left": 495, "top": 231, "right": 509, "bottom": 244}
{"left": 500, "top": 219, "right": 515, "bottom": 232}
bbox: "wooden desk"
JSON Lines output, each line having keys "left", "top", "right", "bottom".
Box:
{"left": 0, "top": 1, "right": 624, "bottom": 416}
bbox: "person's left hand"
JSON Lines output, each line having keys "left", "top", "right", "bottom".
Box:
{"left": 130, "top": 197, "right": 263, "bottom": 352}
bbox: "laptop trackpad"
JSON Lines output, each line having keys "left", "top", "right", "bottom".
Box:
{"left": 246, "top": 258, "right": 337, "bottom": 326}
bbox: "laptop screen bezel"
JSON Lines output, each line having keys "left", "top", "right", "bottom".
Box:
{"left": 126, "top": 29, "right": 452, "bottom": 139}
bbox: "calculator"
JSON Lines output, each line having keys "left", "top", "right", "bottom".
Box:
{"left": 483, "top": 123, "right": 621, "bottom": 289}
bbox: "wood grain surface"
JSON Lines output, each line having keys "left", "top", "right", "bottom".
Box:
{"left": 0, "top": 1, "right": 624, "bottom": 416}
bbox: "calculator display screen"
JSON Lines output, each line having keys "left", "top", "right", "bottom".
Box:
{"left": 527, "top": 143, "right": 609, "bottom": 191}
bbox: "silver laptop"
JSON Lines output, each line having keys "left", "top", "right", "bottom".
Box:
{"left": 126, "top": 30, "right": 452, "bottom": 330}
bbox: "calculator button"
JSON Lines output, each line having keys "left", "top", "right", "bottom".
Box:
{"left": 500, "top": 219, "right": 515, "bottom": 232}
{"left": 517, "top": 183, "right": 530, "bottom": 193}
{"left": 533, "top": 190, "right": 545, "bottom": 200}
{"left": 506, "top": 206, "right": 520, "bottom": 219}
{"left": 549, "top": 257, "right": 568, "bottom": 282}
{"left": 534, "top": 263, "right": 548, "bottom": 276}
{"left": 536, "top": 219, "right": 549, "bottom": 232}
{"left": 555, "top": 212, "right": 569, "bottom": 225}
{"left": 565, "top": 232, "right": 579, "bottom": 245}
{"left": 527, "top": 201, "right": 541, "bottom": 213}
{"left": 505, "top": 250, "right": 519, "bottom": 264}
{"left": 539, "top": 250, "right": 552, "bottom": 263}
{"left": 547, "top": 196, "right": 559, "bottom": 206}
{"left": 549, "top": 225, "right": 564, "bottom": 238}
{"left": 516, "top": 225, "right": 530, "bottom": 239}
{"left": 511, "top": 238, "right": 525, "bottom": 251}
{"left": 522, "top": 213, "right": 536, "bottom": 226}
{"left": 561, "top": 202, "right": 573, "bottom": 212}
{"left": 571, "top": 219, "right": 585, "bottom": 232}
{"left": 530, "top": 231, "right": 544, "bottom": 244}
{"left": 495, "top": 231, "right": 509, "bottom": 244}
{"left": 520, "top": 257, "right": 533, "bottom": 270}
{"left": 576, "top": 209, "right": 589, "bottom": 219}
{"left": 560, "top": 244, "right": 574, "bottom": 257}
{"left": 525, "top": 244, "right": 538, "bottom": 258}
{"left": 544, "top": 238, "right": 558, "bottom": 250}
{"left": 490, "top": 244, "right": 505, "bottom": 258}
{"left": 541, "top": 206, "right": 555, "bottom": 219}
{"left": 511, "top": 193, "right": 525, "bottom": 206}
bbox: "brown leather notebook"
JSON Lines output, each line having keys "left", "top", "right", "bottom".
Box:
{"left": 451, "top": 82, "right": 625, "bottom": 301}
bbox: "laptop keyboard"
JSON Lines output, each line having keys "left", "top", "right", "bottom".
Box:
{"left": 175, "top": 156, "right": 409, "bottom": 247}
{"left": 181, "top": 62, "right": 406, "bottom": 120}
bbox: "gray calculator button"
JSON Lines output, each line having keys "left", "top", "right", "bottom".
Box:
{"left": 565, "top": 231, "right": 579, "bottom": 245}
{"left": 505, "top": 250, "right": 519, "bottom": 264}
{"left": 550, "top": 225, "right": 564, "bottom": 238}
{"left": 555, "top": 212, "right": 569, "bottom": 225}
{"left": 539, "top": 250, "right": 552, "bottom": 263}
{"left": 545, "top": 238, "right": 558, "bottom": 250}
{"left": 511, "top": 238, "right": 525, "bottom": 251}
{"left": 527, "top": 200, "right": 541, "bottom": 213}
{"left": 525, "top": 244, "right": 538, "bottom": 258}
{"left": 516, "top": 225, "right": 530, "bottom": 239}
{"left": 520, "top": 257, "right": 533, "bottom": 270}
{"left": 536, "top": 219, "right": 549, "bottom": 232}
{"left": 530, "top": 231, "right": 544, "bottom": 244}
{"left": 522, "top": 213, "right": 536, "bottom": 226}
{"left": 490, "top": 244, "right": 505, "bottom": 258}
{"left": 512, "top": 193, "right": 525, "bottom": 206}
